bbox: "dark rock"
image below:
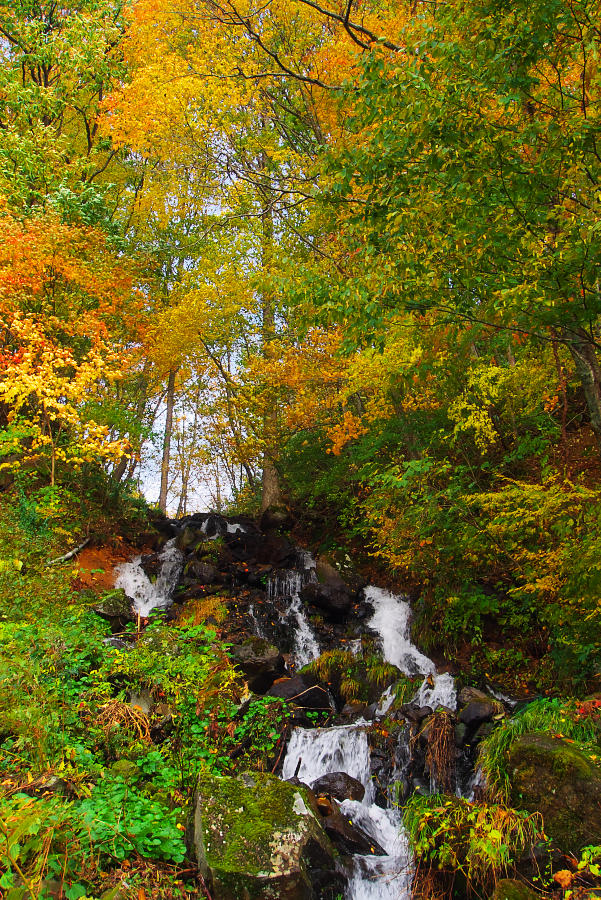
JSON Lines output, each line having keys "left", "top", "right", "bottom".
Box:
{"left": 299, "top": 582, "right": 353, "bottom": 622}
{"left": 193, "top": 770, "right": 340, "bottom": 900}
{"left": 268, "top": 674, "right": 332, "bottom": 711}
{"left": 229, "top": 637, "right": 286, "bottom": 693}
{"left": 21, "top": 775, "right": 68, "bottom": 798}
{"left": 508, "top": 733, "right": 601, "bottom": 853}
{"left": 455, "top": 722, "right": 468, "bottom": 748}
{"left": 260, "top": 504, "right": 293, "bottom": 531}
{"left": 176, "top": 524, "right": 205, "bottom": 552}
{"left": 473, "top": 721, "right": 496, "bottom": 743}
{"left": 400, "top": 703, "right": 433, "bottom": 724}
{"left": 338, "top": 702, "right": 368, "bottom": 723}
{"left": 458, "top": 686, "right": 491, "bottom": 706}
{"left": 459, "top": 698, "right": 498, "bottom": 726}
{"left": 322, "top": 803, "right": 386, "bottom": 857}
{"left": 140, "top": 552, "right": 161, "bottom": 577}
{"left": 184, "top": 559, "right": 221, "bottom": 584}
{"left": 311, "top": 772, "right": 365, "bottom": 803}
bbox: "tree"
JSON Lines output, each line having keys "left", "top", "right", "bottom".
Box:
{"left": 312, "top": 0, "right": 601, "bottom": 447}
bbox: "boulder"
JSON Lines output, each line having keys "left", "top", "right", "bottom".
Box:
{"left": 260, "top": 504, "right": 293, "bottom": 531}
{"left": 458, "top": 686, "right": 491, "bottom": 706}
{"left": 267, "top": 674, "right": 332, "bottom": 711}
{"left": 489, "top": 879, "right": 539, "bottom": 900}
{"left": 508, "top": 733, "right": 601, "bottom": 853}
{"left": 459, "top": 698, "right": 498, "bottom": 727}
{"left": 92, "top": 588, "right": 135, "bottom": 628}
{"left": 140, "top": 552, "right": 161, "bottom": 577}
{"left": 184, "top": 559, "right": 221, "bottom": 584}
{"left": 230, "top": 638, "right": 286, "bottom": 693}
{"left": 321, "top": 802, "right": 386, "bottom": 856}
{"left": 311, "top": 772, "right": 365, "bottom": 803}
{"left": 299, "top": 582, "right": 353, "bottom": 622}
{"left": 193, "top": 771, "right": 343, "bottom": 900}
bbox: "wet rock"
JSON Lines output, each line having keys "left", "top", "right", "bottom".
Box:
{"left": 267, "top": 674, "right": 332, "bottom": 711}
{"left": 140, "top": 552, "right": 161, "bottom": 577}
{"left": 400, "top": 703, "right": 433, "bottom": 724}
{"left": 193, "top": 771, "right": 341, "bottom": 900}
{"left": 454, "top": 722, "right": 468, "bottom": 748}
{"left": 21, "top": 775, "right": 68, "bottom": 798}
{"left": 260, "top": 504, "right": 293, "bottom": 531}
{"left": 473, "top": 721, "right": 496, "bottom": 743}
{"left": 338, "top": 701, "right": 368, "bottom": 723}
{"left": 299, "top": 582, "right": 353, "bottom": 622}
{"left": 489, "top": 879, "right": 539, "bottom": 899}
{"left": 311, "top": 772, "right": 365, "bottom": 803}
{"left": 459, "top": 698, "right": 498, "bottom": 727}
{"left": 508, "top": 733, "right": 601, "bottom": 853}
{"left": 92, "top": 588, "right": 135, "bottom": 627}
{"left": 322, "top": 803, "right": 386, "bottom": 856}
{"left": 229, "top": 637, "right": 286, "bottom": 693}
{"left": 184, "top": 559, "right": 221, "bottom": 584}
{"left": 176, "top": 524, "right": 205, "bottom": 552}
{"left": 458, "top": 686, "right": 491, "bottom": 706}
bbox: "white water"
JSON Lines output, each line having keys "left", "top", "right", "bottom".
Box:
{"left": 282, "top": 724, "right": 412, "bottom": 900}
{"left": 364, "top": 586, "right": 435, "bottom": 677}
{"left": 267, "top": 563, "right": 320, "bottom": 668}
{"left": 415, "top": 671, "right": 457, "bottom": 710}
{"left": 114, "top": 539, "right": 183, "bottom": 616}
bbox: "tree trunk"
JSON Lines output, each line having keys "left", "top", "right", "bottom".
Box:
{"left": 159, "top": 368, "right": 177, "bottom": 514}
{"left": 564, "top": 326, "right": 601, "bottom": 449}
{"left": 259, "top": 149, "right": 282, "bottom": 513}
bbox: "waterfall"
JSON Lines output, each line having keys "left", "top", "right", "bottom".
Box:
{"left": 114, "top": 539, "right": 183, "bottom": 616}
{"left": 281, "top": 724, "right": 412, "bottom": 900}
{"left": 266, "top": 560, "right": 320, "bottom": 668}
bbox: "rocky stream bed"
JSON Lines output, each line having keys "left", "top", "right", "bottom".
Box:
{"left": 91, "top": 512, "right": 601, "bottom": 900}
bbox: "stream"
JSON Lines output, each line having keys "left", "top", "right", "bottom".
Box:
{"left": 115, "top": 520, "right": 458, "bottom": 899}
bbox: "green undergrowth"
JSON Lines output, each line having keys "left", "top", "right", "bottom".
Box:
{"left": 478, "top": 697, "right": 601, "bottom": 802}
{"left": 0, "top": 487, "right": 292, "bottom": 898}
{"left": 404, "top": 792, "right": 547, "bottom": 898}
{"left": 302, "top": 647, "right": 414, "bottom": 706}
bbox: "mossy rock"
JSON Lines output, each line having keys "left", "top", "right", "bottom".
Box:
{"left": 92, "top": 588, "right": 135, "bottom": 622}
{"left": 193, "top": 771, "right": 341, "bottom": 899}
{"left": 489, "top": 879, "right": 539, "bottom": 900}
{"left": 509, "top": 733, "right": 601, "bottom": 853}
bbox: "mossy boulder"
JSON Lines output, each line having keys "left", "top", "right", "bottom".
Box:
{"left": 509, "top": 733, "right": 601, "bottom": 853}
{"left": 193, "top": 771, "right": 342, "bottom": 899}
{"left": 92, "top": 588, "right": 135, "bottom": 625}
{"left": 489, "top": 879, "right": 539, "bottom": 900}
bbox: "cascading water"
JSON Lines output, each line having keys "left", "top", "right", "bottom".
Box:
{"left": 280, "top": 581, "right": 456, "bottom": 898}
{"left": 266, "top": 555, "right": 320, "bottom": 668}
{"left": 282, "top": 724, "right": 412, "bottom": 899}
{"left": 365, "top": 585, "right": 457, "bottom": 710}
{"left": 114, "top": 538, "right": 183, "bottom": 616}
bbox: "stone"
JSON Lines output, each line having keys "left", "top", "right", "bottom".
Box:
{"left": 267, "top": 674, "right": 332, "bottom": 711}
{"left": 229, "top": 638, "right": 286, "bottom": 693}
{"left": 140, "top": 552, "right": 161, "bottom": 577}
{"left": 92, "top": 588, "right": 135, "bottom": 626}
{"left": 400, "top": 703, "right": 433, "bottom": 724}
{"left": 299, "top": 582, "right": 353, "bottom": 622}
{"left": 260, "top": 504, "right": 293, "bottom": 531}
{"left": 184, "top": 559, "right": 221, "bottom": 584}
{"left": 176, "top": 524, "right": 205, "bottom": 551}
{"left": 311, "top": 772, "right": 365, "bottom": 803}
{"left": 489, "top": 878, "right": 539, "bottom": 900}
{"left": 193, "top": 771, "right": 342, "bottom": 900}
{"left": 458, "top": 686, "right": 491, "bottom": 706}
{"left": 321, "top": 802, "right": 386, "bottom": 856}
{"left": 459, "top": 698, "right": 498, "bottom": 727}
{"left": 454, "top": 722, "right": 468, "bottom": 748}
{"left": 508, "top": 733, "right": 601, "bottom": 854}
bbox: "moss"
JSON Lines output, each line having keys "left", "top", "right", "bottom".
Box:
{"left": 489, "top": 879, "right": 539, "bottom": 900}
{"left": 509, "top": 733, "right": 601, "bottom": 853}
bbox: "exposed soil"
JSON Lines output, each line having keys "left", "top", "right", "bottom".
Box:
{"left": 72, "top": 541, "right": 137, "bottom": 591}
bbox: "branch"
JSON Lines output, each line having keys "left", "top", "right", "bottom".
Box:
{"left": 47, "top": 537, "right": 91, "bottom": 566}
